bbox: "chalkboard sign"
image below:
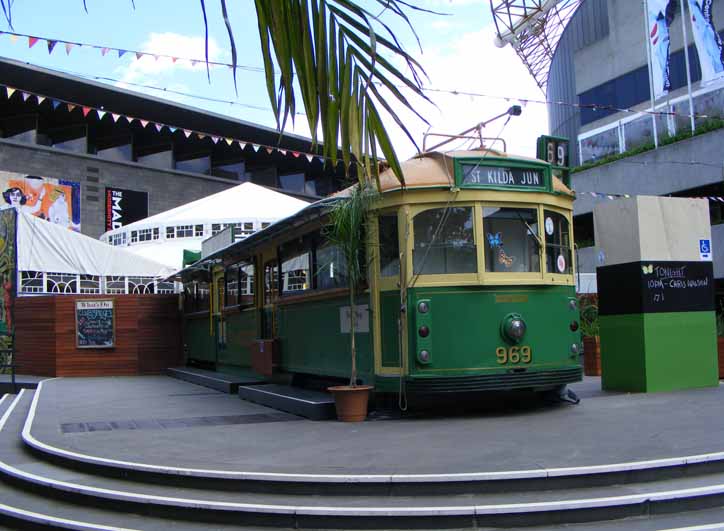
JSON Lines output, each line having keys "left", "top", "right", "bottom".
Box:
{"left": 75, "top": 300, "right": 115, "bottom": 348}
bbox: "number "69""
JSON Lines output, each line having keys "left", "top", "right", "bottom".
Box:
{"left": 496, "top": 346, "right": 532, "bottom": 365}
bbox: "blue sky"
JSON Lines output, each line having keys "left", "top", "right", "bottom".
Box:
{"left": 0, "top": 0, "right": 547, "bottom": 159}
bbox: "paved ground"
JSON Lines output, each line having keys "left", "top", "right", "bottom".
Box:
{"left": 25, "top": 375, "right": 724, "bottom": 475}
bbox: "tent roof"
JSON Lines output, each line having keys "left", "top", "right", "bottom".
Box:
{"left": 16, "top": 210, "right": 174, "bottom": 278}
{"left": 102, "top": 182, "right": 309, "bottom": 236}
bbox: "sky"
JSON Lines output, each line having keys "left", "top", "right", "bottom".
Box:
{"left": 0, "top": 0, "right": 548, "bottom": 161}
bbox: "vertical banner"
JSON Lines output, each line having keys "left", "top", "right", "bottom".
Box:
{"left": 647, "top": 0, "right": 675, "bottom": 99}
{"left": 687, "top": 0, "right": 724, "bottom": 83}
{"left": 0, "top": 171, "right": 81, "bottom": 232}
{"left": 105, "top": 187, "right": 149, "bottom": 231}
{"left": 0, "top": 208, "right": 16, "bottom": 350}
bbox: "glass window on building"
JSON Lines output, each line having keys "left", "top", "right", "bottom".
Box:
{"left": 483, "top": 207, "right": 541, "bottom": 273}
{"left": 316, "top": 243, "right": 348, "bottom": 290}
{"left": 194, "top": 224, "right": 204, "bottom": 237}
{"left": 413, "top": 207, "right": 476, "bottom": 275}
{"left": 239, "top": 261, "right": 255, "bottom": 305}
{"left": 280, "top": 238, "right": 311, "bottom": 294}
{"left": 177, "top": 225, "right": 194, "bottom": 238}
{"left": 544, "top": 210, "right": 572, "bottom": 275}
{"left": 378, "top": 214, "right": 399, "bottom": 277}
{"left": 166, "top": 227, "right": 175, "bottom": 239}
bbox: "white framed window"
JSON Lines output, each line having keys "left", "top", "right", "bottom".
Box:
{"left": 166, "top": 227, "right": 175, "bottom": 239}
{"left": 46, "top": 272, "right": 78, "bottom": 293}
{"left": 20, "top": 271, "right": 44, "bottom": 293}
{"left": 104, "top": 276, "right": 126, "bottom": 294}
{"left": 130, "top": 231, "right": 138, "bottom": 243}
{"left": 79, "top": 275, "right": 101, "bottom": 294}
{"left": 194, "top": 224, "right": 204, "bottom": 237}
{"left": 138, "top": 228, "right": 154, "bottom": 242}
{"left": 176, "top": 225, "right": 193, "bottom": 238}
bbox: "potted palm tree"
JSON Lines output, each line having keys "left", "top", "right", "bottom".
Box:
{"left": 325, "top": 184, "right": 377, "bottom": 422}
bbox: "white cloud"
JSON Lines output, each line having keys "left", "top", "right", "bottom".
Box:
{"left": 116, "top": 32, "right": 225, "bottom": 86}
{"left": 381, "top": 24, "right": 548, "bottom": 161}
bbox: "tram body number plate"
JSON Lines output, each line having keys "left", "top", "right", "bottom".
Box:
{"left": 496, "top": 346, "right": 532, "bottom": 365}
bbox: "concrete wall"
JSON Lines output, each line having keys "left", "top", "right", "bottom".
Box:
{"left": 0, "top": 138, "right": 236, "bottom": 239}
{"left": 573, "top": 128, "right": 724, "bottom": 217}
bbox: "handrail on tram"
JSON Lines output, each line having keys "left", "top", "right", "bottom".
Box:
{"left": 422, "top": 105, "right": 522, "bottom": 153}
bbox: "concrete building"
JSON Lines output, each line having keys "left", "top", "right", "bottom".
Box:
{"left": 0, "top": 57, "right": 349, "bottom": 241}
{"left": 542, "top": 0, "right": 724, "bottom": 280}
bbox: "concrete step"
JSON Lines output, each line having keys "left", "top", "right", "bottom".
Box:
{"left": 238, "top": 383, "right": 336, "bottom": 420}
{"left": 166, "top": 367, "right": 264, "bottom": 394}
{"left": 11, "top": 390, "right": 724, "bottom": 528}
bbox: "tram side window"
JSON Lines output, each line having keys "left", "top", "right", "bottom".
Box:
{"left": 413, "top": 207, "right": 477, "bottom": 275}
{"left": 264, "top": 261, "right": 278, "bottom": 305}
{"left": 239, "top": 261, "right": 255, "bottom": 306}
{"left": 483, "top": 208, "right": 541, "bottom": 273}
{"left": 183, "top": 282, "right": 196, "bottom": 313}
{"left": 378, "top": 214, "right": 400, "bottom": 277}
{"left": 225, "top": 265, "right": 239, "bottom": 307}
{"left": 544, "top": 210, "right": 572, "bottom": 275}
{"left": 280, "top": 239, "right": 311, "bottom": 294}
{"left": 316, "top": 243, "right": 348, "bottom": 290}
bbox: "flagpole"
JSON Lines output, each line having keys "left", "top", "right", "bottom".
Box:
{"left": 643, "top": 0, "right": 660, "bottom": 149}
{"left": 680, "top": 0, "right": 697, "bottom": 135}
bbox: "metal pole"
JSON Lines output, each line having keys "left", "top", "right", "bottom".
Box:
{"left": 643, "top": 0, "right": 660, "bottom": 149}
{"left": 680, "top": 0, "right": 697, "bottom": 134}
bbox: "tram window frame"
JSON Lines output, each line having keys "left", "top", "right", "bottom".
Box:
{"left": 482, "top": 206, "right": 542, "bottom": 274}
{"left": 264, "top": 260, "right": 279, "bottom": 305}
{"left": 544, "top": 210, "right": 573, "bottom": 275}
{"left": 224, "top": 264, "right": 240, "bottom": 308}
{"left": 412, "top": 206, "right": 477, "bottom": 276}
{"left": 378, "top": 213, "right": 400, "bottom": 278}
{"left": 279, "top": 237, "right": 313, "bottom": 295}
{"left": 238, "top": 260, "right": 256, "bottom": 307}
{"left": 315, "top": 240, "right": 349, "bottom": 290}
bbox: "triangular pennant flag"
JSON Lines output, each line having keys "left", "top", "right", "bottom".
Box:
{"left": 136, "top": 52, "right": 144, "bottom": 60}
{"left": 111, "top": 113, "right": 121, "bottom": 122}
{"left": 37, "top": 96, "right": 46, "bottom": 104}
{"left": 154, "top": 123, "right": 163, "bottom": 132}
{"left": 28, "top": 37, "right": 39, "bottom": 48}
{"left": 65, "top": 42, "right": 75, "bottom": 55}
{"left": 278, "top": 149, "right": 286, "bottom": 155}
{"left": 171, "top": 57, "right": 178, "bottom": 63}
{"left": 197, "top": 133, "right": 206, "bottom": 140}
{"left": 118, "top": 49, "right": 127, "bottom": 58}
{"left": 82, "top": 106, "right": 92, "bottom": 117}
{"left": 305, "top": 154, "right": 314, "bottom": 162}
{"left": 266, "top": 148, "right": 274, "bottom": 155}
{"left": 67, "top": 103, "right": 77, "bottom": 112}
{"left": 168, "top": 126, "right": 177, "bottom": 133}
{"left": 224, "top": 138, "right": 233, "bottom": 146}
{"left": 211, "top": 136, "right": 219, "bottom": 144}
{"left": 251, "top": 144, "right": 260, "bottom": 152}
{"left": 21, "top": 92, "right": 31, "bottom": 102}
{"left": 139, "top": 119, "right": 149, "bottom": 128}
{"left": 101, "top": 47, "right": 110, "bottom": 56}
{"left": 51, "top": 99, "right": 61, "bottom": 110}
{"left": 291, "top": 151, "right": 300, "bottom": 158}
{"left": 238, "top": 142, "right": 247, "bottom": 150}
{"left": 97, "top": 110, "right": 107, "bottom": 120}
{"left": 191, "top": 60, "right": 199, "bottom": 67}
{"left": 183, "top": 129, "right": 192, "bottom": 138}
{"left": 9, "top": 35, "right": 18, "bottom": 44}
{"left": 152, "top": 55, "right": 160, "bottom": 61}
{"left": 5, "top": 87, "right": 15, "bottom": 98}
{"left": 47, "top": 40, "right": 57, "bottom": 53}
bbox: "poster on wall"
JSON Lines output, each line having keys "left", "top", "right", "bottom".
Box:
{"left": 0, "top": 171, "right": 81, "bottom": 232}
{"left": 687, "top": 0, "right": 724, "bottom": 83}
{"left": 647, "top": 0, "right": 675, "bottom": 99}
{"left": 105, "top": 187, "right": 148, "bottom": 231}
{"left": 0, "top": 208, "right": 16, "bottom": 349}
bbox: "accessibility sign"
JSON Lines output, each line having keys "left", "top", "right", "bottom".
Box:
{"left": 699, "top": 239, "right": 712, "bottom": 261}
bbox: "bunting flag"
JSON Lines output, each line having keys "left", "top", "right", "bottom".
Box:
{"left": 211, "top": 136, "right": 219, "bottom": 144}
{"left": 135, "top": 52, "right": 144, "bottom": 60}
{"left": 101, "top": 47, "right": 110, "bottom": 56}
{"left": 238, "top": 142, "right": 247, "bottom": 150}
{"left": 139, "top": 119, "right": 149, "bottom": 128}
{"left": 154, "top": 123, "right": 163, "bottom": 132}
{"left": 306, "top": 154, "right": 314, "bottom": 162}
{"left": 252, "top": 144, "right": 260, "bottom": 152}
{"left": 97, "top": 110, "right": 107, "bottom": 120}
{"left": 8, "top": 35, "right": 17, "bottom": 43}
{"left": 291, "top": 151, "right": 300, "bottom": 158}
{"left": 21, "top": 92, "right": 31, "bottom": 102}
{"left": 46, "top": 40, "right": 57, "bottom": 54}
{"left": 37, "top": 96, "right": 46, "bottom": 104}
{"left": 81, "top": 106, "right": 92, "bottom": 117}
{"left": 183, "top": 129, "right": 192, "bottom": 138}
{"left": 118, "top": 49, "right": 127, "bottom": 59}
{"left": 111, "top": 113, "right": 121, "bottom": 122}
{"left": 278, "top": 149, "right": 287, "bottom": 156}
{"left": 5, "top": 87, "right": 15, "bottom": 98}
{"left": 51, "top": 100, "right": 61, "bottom": 110}
{"left": 266, "top": 148, "right": 274, "bottom": 155}
{"left": 224, "top": 138, "right": 233, "bottom": 146}
{"left": 67, "top": 103, "right": 77, "bottom": 112}
{"left": 28, "top": 36, "right": 39, "bottom": 48}
{"left": 65, "top": 42, "right": 75, "bottom": 55}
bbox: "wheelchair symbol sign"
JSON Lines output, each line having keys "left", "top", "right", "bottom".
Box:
{"left": 700, "top": 239, "right": 712, "bottom": 261}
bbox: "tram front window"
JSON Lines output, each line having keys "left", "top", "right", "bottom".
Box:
{"left": 378, "top": 214, "right": 400, "bottom": 277}
{"left": 544, "top": 210, "right": 572, "bottom": 275}
{"left": 483, "top": 207, "right": 541, "bottom": 273}
{"left": 413, "top": 207, "right": 477, "bottom": 275}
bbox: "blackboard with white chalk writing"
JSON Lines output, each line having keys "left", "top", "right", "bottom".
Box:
{"left": 75, "top": 300, "right": 115, "bottom": 348}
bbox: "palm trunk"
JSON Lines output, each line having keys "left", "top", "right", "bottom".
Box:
{"left": 349, "top": 283, "right": 356, "bottom": 387}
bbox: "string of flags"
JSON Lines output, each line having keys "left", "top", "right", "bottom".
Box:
{"left": 0, "top": 84, "right": 335, "bottom": 167}
{"left": 578, "top": 191, "right": 724, "bottom": 203}
{"left": 2, "top": 30, "right": 723, "bottom": 122}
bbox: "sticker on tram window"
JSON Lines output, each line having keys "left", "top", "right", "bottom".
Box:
{"left": 557, "top": 255, "right": 566, "bottom": 273}
{"left": 487, "top": 232, "right": 503, "bottom": 248}
{"left": 545, "top": 217, "right": 554, "bottom": 236}
{"left": 496, "top": 346, "right": 532, "bottom": 365}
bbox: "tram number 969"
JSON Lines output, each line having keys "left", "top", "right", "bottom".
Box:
{"left": 496, "top": 346, "right": 532, "bottom": 365}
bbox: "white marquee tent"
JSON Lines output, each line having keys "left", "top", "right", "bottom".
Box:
{"left": 101, "top": 182, "right": 310, "bottom": 270}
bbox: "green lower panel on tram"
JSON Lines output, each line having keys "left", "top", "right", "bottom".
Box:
{"left": 276, "top": 294, "right": 373, "bottom": 382}
{"left": 184, "top": 316, "right": 216, "bottom": 364}
{"left": 217, "top": 309, "right": 257, "bottom": 370}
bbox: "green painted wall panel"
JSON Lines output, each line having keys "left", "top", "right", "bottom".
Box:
{"left": 184, "top": 317, "right": 215, "bottom": 363}
{"left": 217, "top": 309, "right": 256, "bottom": 369}
{"left": 276, "top": 295, "right": 374, "bottom": 382}
{"left": 600, "top": 314, "right": 647, "bottom": 391}
{"left": 405, "top": 286, "right": 580, "bottom": 377}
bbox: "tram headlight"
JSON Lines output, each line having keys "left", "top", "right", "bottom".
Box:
{"left": 418, "top": 301, "right": 430, "bottom": 314}
{"left": 418, "top": 325, "right": 430, "bottom": 338}
{"left": 501, "top": 313, "right": 526, "bottom": 344}
{"left": 418, "top": 350, "right": 431, "bottom": 364}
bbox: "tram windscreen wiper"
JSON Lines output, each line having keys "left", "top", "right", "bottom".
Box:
{"left": 516, "top": 211, "right": 543, "bottom": 249}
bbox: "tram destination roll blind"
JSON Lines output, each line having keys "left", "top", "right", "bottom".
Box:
{"left": 459, "top": 164, "right": 545, "bottom": 190}
{"left": 75, "top": 300, "right": 115, "bottom": 348}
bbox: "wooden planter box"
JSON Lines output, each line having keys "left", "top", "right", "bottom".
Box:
{"left": 583, "top": 336, "right": 601, "bottom": 377}
{"left": 718, "top": 337, "right": 724, "bottom": 379}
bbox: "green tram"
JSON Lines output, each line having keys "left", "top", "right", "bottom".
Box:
{"left": 178, "top": 148, "right": 582, "bottom": 398}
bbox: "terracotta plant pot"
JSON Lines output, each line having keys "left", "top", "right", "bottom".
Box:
{"left": 717, "top": 337, "right": 724, "bottom": 379}
{"left": 583, "top": 336, "right": 601, "bottom": 377}
{"left": 328, "top": 385, "right": 373, "bottom": 422}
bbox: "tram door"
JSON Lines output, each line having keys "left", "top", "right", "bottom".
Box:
{"left": 261, "top": 260, "right": 278, "bottom": 339}
{"left": 376, "top": 211, "right": 405, "bottom": 376}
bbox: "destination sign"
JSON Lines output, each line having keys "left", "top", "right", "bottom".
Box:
{"left": 459, "top": 164, "right": 545, "bottom": 189}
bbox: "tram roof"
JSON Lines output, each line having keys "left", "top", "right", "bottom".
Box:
{"left": 171, "top": 148, "right": 573, "bottom": 279}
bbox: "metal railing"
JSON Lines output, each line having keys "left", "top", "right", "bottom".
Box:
{"left": 0, "top": 332, "right": 16, "bottom": 394}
